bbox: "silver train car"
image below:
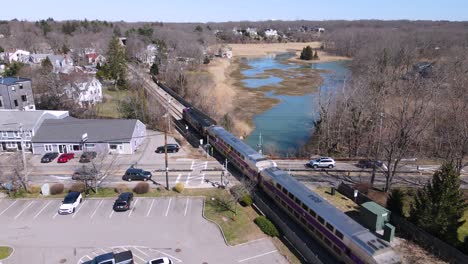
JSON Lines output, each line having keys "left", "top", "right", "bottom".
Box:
{"left": 260, "top": 167, "right": 401, "bottom": 264}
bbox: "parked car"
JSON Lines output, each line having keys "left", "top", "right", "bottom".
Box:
{"left": 155, "top": 144, "right": 180, "bottom": 153}
{"left": 58, "top": 191, "right": 82, "bottom": 214}
{"left": 79, "top": 151, "right": 97, "bottom": 163}
{"left": 146, "top": 257, "right": 173, "bottom": 264}
{"left": 57, "top": 153, "right": 75, "bottom": 163}
{"left": 83, "top": 250, "right": 133, "bottom": 264}
{"left": 356, "top": 159, "right": 388, "bottom": 170}
{"left": 309, "top": 157, "right": 336, "bottom": 169}
{"left": 41, "top": 152, "right": 59, "bottom": 163}
{"left": 122, "top": 168, "right": 152, "bottom": 182}
{"left": 113, "top": 192, "right": 134, "bottom": 212}
{"left": 72, "top": 166, "right": 99, "bottom": 181}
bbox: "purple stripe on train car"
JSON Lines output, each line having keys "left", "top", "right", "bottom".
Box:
{"left": 263, "top": 181, "right": 365, "bottom": 264}
{"left": 210, "top": 139, "right": 257, "bottom": 178}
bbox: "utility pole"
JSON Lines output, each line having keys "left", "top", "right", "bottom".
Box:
{"left": 19, "top": 123, "right": 28, "bottom": 183}
{"left": 164, "top": 97, "right": 172, "bottom": 190}
{"left": 222, "top": 158, "right": 229, "bottom": 187}
{"left": 257, "top": 132, "right": 263, "bottom": 155}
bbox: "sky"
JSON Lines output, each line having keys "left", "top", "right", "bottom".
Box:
{"left": 1, "top": 0, "right": 466, "bottom": 22}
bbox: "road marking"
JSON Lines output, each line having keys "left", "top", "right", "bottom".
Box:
{"left": 204, "top": 161, "right": 208, "bottom": 169}
{"left": 14, "top": 201, "right": 34, "bottom": 219}
{"left": 237, "top": 250, "right": 278, "bottom": 262}
{"left": 190, "top": 160, "right": 194, "bottom": 169}
{"left": 184, "top": 198, "right": 189, "bottom": 216}
{"left": 175, "top": 174, "right": 182, "bottom": 184}
{"left": 0, "top": 200, "right": 17, "bottom": 216}
{"left": 185, "top": 172, "right": 191, "bottom": 185}
{"left": 72, "top": 200, "right": 87, "bottom": 218}
{"left": 132, "top": 252, "right": 146, "bottom": 263}
{"left": 99, "top": 248, "right": 107, "bottom": 254}
{"left": 52, "top": 211, "right": 59, "bottom": 219}
{"left": 128, "top": 199, "right": 139, "bottom": 217}
{"left": 90, "top": 200, "right": 103, "bottom": 219}
{"left": 146, "top": 199, "right": 155, "bottom": 217}
{"left": 133, "top": 247, "right": 149, "bottom": 257}
{"left": 200, "top": 173, "right": 205, "bottom": 184}
{"left": 165, "top": 198, "right": 172, "bottom": 217}
{"left": 83, "top": 255, "right": 92, "bottom": 260}
{"left": 109, "top": 209, "right": 115, "bottom": 218}
{"left": 34, "top": 201, "right": 52, "bottom": 219}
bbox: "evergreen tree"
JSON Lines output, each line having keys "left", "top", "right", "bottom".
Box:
{"left": 4, "top": 62, "right": 24, "bottom": 77}
{"left": 0, "top": 46, "right": 4, "bottom": 53}
{"left": 300, "top": 46, "right": 313, "bottom": 60}
{"left": 386, "top": 189, "right": 405, "bottom": 217}
{"left": 195, "top": 25, "right": 203, "bottom": 32}
{"left": 61, "top": 44, "right": 70, "bottom": 54}
{"left": 41, "top": 57, "right": 53, "bottom": 73}
{"left": 106, "top": 36, "right": 127, "bottom": 89}
{"left": 150, "top": 63, "right": 159, "bottom": 75}
{"left": 409, "top": 163, "right": 467, "bottom": 244}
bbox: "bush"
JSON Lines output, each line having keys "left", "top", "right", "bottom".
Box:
{"left": 173, "top": 183, "right": 184, "bottom": 193}
{"left": 114, "top": 183, "right": 129, "bottom": 194}
{"left": 28, "top": 185, "right": 41, "bottom": 194}
{"left": 70, "top": 183, "right": 85, "bottom": 193}
{"left": 133, "top": 182, "right": 149, "bottom": 194}
{"left": 239, "top": 194, "right": 253, "bottom": 207}
{"left": 50, "top": 183, "right": 64, "bottom": 195}
{"left": 254, "top": 216, "right": 279, "bottom": 237}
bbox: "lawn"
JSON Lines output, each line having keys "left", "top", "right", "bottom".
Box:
{"left": 0, "top": 246, "right": 12, "bottom": 260}
{"left": 96, "top": 87, "right": 129, "bottom": 118}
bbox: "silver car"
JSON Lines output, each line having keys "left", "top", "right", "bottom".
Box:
{"left": 309, "top": 157, "right": 336, "bottom": 169}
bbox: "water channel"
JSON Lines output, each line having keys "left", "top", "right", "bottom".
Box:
{"left": 242, "top": 53, "right": 350, "bottom": 156}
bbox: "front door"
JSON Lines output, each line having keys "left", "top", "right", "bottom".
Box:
{"left": 58, "top": 144, "right": 67, "bottom": 153}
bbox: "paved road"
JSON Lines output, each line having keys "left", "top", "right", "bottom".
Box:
{"left": 0, "top": 197, "right": 287, "bottom": 264}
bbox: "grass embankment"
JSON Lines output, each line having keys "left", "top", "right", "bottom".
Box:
{"left": 0, "top": 246, "right": 13, "bottom": 260}
{"left": 96, "top": 87, "right": 129, "bottom": 118}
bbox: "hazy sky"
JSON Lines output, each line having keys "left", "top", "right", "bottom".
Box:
{"left": 1, "top": 0, "right": 466, "bottom": 22}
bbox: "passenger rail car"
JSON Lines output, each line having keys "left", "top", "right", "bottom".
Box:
{"left": 183, "top": 107, "right": 217, "bottom": 134}
{"left": 260, "top": 167, "right": 401, "bottom": 264}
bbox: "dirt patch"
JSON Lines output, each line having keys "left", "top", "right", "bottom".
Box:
{"left": 394, "top": 238, "right": 448, "bottom": 264}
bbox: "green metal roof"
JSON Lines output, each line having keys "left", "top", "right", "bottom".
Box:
{"left": 361, "top": 202, "right": 390, "bottom": 215}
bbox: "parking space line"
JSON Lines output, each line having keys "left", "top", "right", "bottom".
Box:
{"left": 185, "top": 173, "right": 191, "bottom": 185}
{"left": 99, "top": 249, "right": 107, "bottom": 254}
{"left": 184, "top": 198, "right": 189, "bottom": 216}
{"left": 109, "top": 209, "right": 115, "bottom": 218}
{"left": 132, "top": 252, "right": 146, "bottom": 263}
{"left": 237, "top": 250, "right": 278, "bottom": 262}
{"left": 200, "top": 173, "right": 205, "bottom": 184}
{"left": 175, "top": 174, "right": 182, "bottom": 184}
{"left": 90, "top": 200, "right": 103, "bottom": 219}
{"left": 52, "top": 212, "right": 58, "bottom": 219}
{"left": 0, "top": 200, "right": 17, "bottom": 216}
{"left": 165, "top": 198, "right": 172, "bottom": 216}
{"left": 34, "top": 201, "right": 52, "bottom": 219}
{"left": 204, "top": 161, "right": 208, "bottom": 169}
{"left": 128, "top": 199, "right": 139, "bottom": 217}
{"left": 133, "top": 247, "right": 149, "bottom": 257}
{"left": 146, "top": 199, "right": 155, "bottom": 217}
{"left": 14, "top": 201, "right": 34, "bottom": 219}
{"left": 72, "top": 200, "right": 87, "bottom": 218}
{"left": 190, "top": 160, "right": 194, "bottom": 169}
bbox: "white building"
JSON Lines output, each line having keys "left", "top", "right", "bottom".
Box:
{"left": 64, "top": 77, "right": 102, "bottom": 106}
{"left": 264, "top": 29, "right": 278, "bottom": 38}
{"left": 47, "top": 54, "right": 74, "bottom": 74}
{"left": 3, "top": 50, "right": 30, "bottom": 63}
{"left": 246, "top": 27, "right": 258, "bottom": 37}
{"left": 138, "top": 44, "right": 158, "bottom": 65}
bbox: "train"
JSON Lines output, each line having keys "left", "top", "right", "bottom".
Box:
{"left": 157, "top": 79, "right": 401, "bottom": 264}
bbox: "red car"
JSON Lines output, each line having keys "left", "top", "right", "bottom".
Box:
{"left": 57, "top": 153, "right": 75, "bottom": 163}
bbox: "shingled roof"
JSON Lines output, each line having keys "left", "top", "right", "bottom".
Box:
{"left": 32, "top": 117, "right": 139, "bottom": 143}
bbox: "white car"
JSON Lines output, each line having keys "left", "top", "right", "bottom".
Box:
{"left": 309, "top": 157, "right": 336, "bottom": 169}
{"left": 146, "top": 257, "right": 172, "bottom": 264}
{"left": 58, "top": 191, "right": 82, "bottom": 214}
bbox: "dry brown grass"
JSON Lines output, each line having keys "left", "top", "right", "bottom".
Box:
{"left": 394, "top": 238, "right": 448, "bottom": 264}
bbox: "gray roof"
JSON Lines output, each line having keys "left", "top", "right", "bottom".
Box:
{"left": 0, "top": 110, "right": 67, "bottom": 131}
{"left": 32, "top": 118, "right": 139, "bottom": 143}
{"left": 0, "top": 77, "right": 31, "bottom": 86}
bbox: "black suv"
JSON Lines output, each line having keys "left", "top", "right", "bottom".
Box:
{"left": 79, "top": 151, "right": 97, "bottom": 163}
{"left": 155, "top": 144, "right": 180, "bottom": 153}
{"left": 113, "top": 192, "right": 133, "bottom": 211}
{"left": 122, "top": 168, "right": 152, "bottom": 182}
{"left": 41, "top": 152, "right": 59, "bottom": 163}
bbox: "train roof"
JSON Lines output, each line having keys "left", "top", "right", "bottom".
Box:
{"left": 185, "top": 107, "right": 217, "bottom": 127}
{"left": 262, "top": 167, "right": 391, "bottom": 256}
{"left": 208, "top": 126, "right": 266, "bottom": 162}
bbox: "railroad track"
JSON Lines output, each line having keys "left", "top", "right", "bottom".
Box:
{"left": 127, "top": 64, "right": 184, "bottom": 120}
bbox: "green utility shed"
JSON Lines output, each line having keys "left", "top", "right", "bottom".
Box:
{"left": 359, "top": 202, "right": 390, "bottom": 231}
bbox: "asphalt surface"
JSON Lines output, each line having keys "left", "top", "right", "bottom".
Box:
{"left": 0, "top": 197, "right": 287, "bottom": 264}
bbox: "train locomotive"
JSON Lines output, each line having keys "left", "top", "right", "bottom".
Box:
{"left": 162, "top": 76, "right": 401, "bottom": 263}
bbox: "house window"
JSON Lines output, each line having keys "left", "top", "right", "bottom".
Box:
{"left": 14, "top": 131, "right": 20, "bottom": 138}
{"left": 109, "top": 144, "right": 118, "bottom": 150}
{"left": 0, "top": 99, "right": 2, "bottom": 107}
{"left": 25, "top": 131, "right": 31, "bottom": 137}
{"left": 24, "top": 142, "right": 31, "bottom": 148}
{"left": 21, "top": 95, "right": 27, "bottom": 102}
{"left": 85, "top": 143, "right": 95, "bottom": 148}
{"left": 19, "top": 84, "right": 23, "bottom": 89}
{"left": 1, "top": 131, "right": 7, "bottom": 137}
{"left": 70, "top": 145, "right": 82, "bottom": 151}
{"left": 6, "top": 142, "right": 17, "bottom": 148}
{"left": 14, "top": 100, "right": 18, "bottom": 107}
{"left": 44, "top": 145, "right": 53, "bottom": 152}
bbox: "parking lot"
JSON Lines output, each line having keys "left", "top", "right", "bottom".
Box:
{"left": 0, "top": 197, "right": 287, "bottom": 264}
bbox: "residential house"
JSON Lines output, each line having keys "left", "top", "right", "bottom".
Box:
{"left": 3, "top": 49, "right": 30, "bottom": 63}
{"left": 246, "top": 27, "right": 258, "bottom": 37}
{"left": 137, "top": 44, "right": 158, "bottom": 65}
{"left": 48, "top": 54, "right": 74, "bottom": 73}
{"left": 28, "top": 54, "right": 51, "bottom": 64}
{"left": 85, "top": 53, "right": 106, "bottom": 67}
{"left": 0, "top": 110, "right": 69, "bottom": 152}
{"left": 32, "top": 118, "right": 147, "bottom": 155}
{"left": 264, "top": 29, "right": 279, "bottom": 38}
{"left": 218, "top": 46, "right": 233, "bottom": 59}
{"left": 0, "top": 77, "right": 35, "bottom": 110}
{"left": 63, "top": 76, "right": 102, "bottom": 106}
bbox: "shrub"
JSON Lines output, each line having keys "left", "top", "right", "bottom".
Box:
{"left": 133, "top": 182, "right": 149, "bottom": 194}
{"left": 254, "top": 216, "right": 279, "bottom": 237}
{"left": 114, "top": 183, "right": 129, "bottom": 194}
{"left": 70, "top": 183, "right": 85, "bottom": 193}
{"left": 239, "top": 194, "right": 253, "bottom": 207}
{"left": 28, "top": 185, "right": 41, "bottom": 194}
{"left": 50, "top": 183, "right": 64, "bottom": 195}
{"left": 174, "top": 183, "right": 184, "bottom": 193}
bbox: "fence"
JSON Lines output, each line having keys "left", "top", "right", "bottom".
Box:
{"left": 252, "top": 192, "right": 324, "bottom": 264}
{"left": 337, "top": 182, "right": 468, "bottom": 264}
